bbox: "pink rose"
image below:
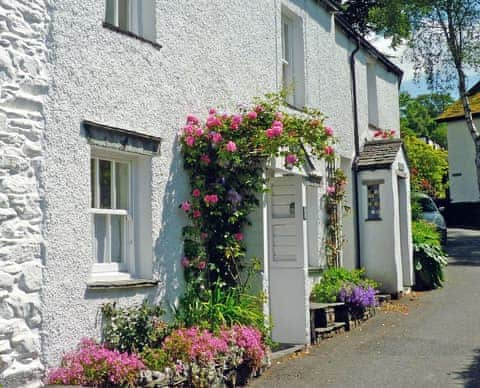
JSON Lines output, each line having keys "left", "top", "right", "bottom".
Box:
{"left": 247, "top": 111, "right": 258, "bottom": 120}
{"left": 197, "top": 261, "right": 206, "bottom": 270}
{"left": 200, "top": 154, "right": 211, "bottom": 164}
{"left": 285, "top": 154, "right": 298, "bottom": 165}
{"left": 226, "top": 141, "right": 237, "bottom": 152}
{"left": 192, "top": 189, "right": 201, "bottom": 197}
{"left": 211, "top": 132, "right": 223, "bottom": 144}
{"left": 275, "top": 112, "right": 284, "bottom": 120}
{"left": 324, "top": 146, "right": 334, "bottom": 155}
{"left": 255, "top": 105, "right": 265, "bottom": 113}
{"left": 206, "top": 116, "right": 222, "bottom": 128}
{"left": 201, "top": 232, "right": 208, "bottom": 240}
{"left": 193, "top": 210, "right": 201, "bottom": 218}
{"left": 183, "top": 125, "right": 194, "bottom": 135}
{"left": 266, "top": 128, "right": 275, "bottom": 138}
{"left": 186, "top": 115, "right": 200, "bottom": 125}
{"left": 209, "top": 108, "right": 217, "bottom": 115}
{"left": 230, "top": 114, "right": 243, "bottom": 130}
{"left": 272, "top": 126, "right": 283, "bottom": 137}
{"left": 325, "top": 127, "right": 334, "bottom": 136}
{"left": 181, "top": 201, "right": 191, "bottom": 212}
{"left": 195, "top": 127, "right": 204, "bottom": 136}
{"left": 204, "top": 194, "right": 219, "bottom": 204}
{"left": 181, "top": 256, "right": 190, "bottom": 268}
{"left": 326, "top": 185, "right": 336, "bottom": 195}
{"left": 234, "top": 233, "right": 244, "bottom": 241}
{"left": 185, "top": 136, "right": 195, "bottom": 147}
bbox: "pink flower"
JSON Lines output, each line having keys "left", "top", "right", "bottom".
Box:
{"left": 204, "top": 194, "right": 219, "bottom": 204}
{"left": 226, "top": 141, "right": 237, "bottom": 152}
{"left": 201, "top": 232, "right": 208, "bottom": 240}
{"left": 327, "top": 185, "right": 336, "bottom": 195}
{"left": 272, "top": 126, "right": 283, "bottom": 137}
{"left": 186, "top": 115, "right": 200, "bottom": 125}
{"left": 275, "top": 112, "right": 284, "bottom": 120}
{"left": 181, "top": 201, "right": 191, "bottom": 212}
{"left": 197, "top": 261, "right": 206, "bottom": 270}
{"left": 209, "top": 108, "right": 217, "bottom": 115}
{"left": 230, "top": 114, "right": 243, "bottom": 130}
{"left": 374, "top": 130, "right": 383, "bottom": 138}
{"left": 234, "top": 233, "right": 244, "bottom": 241}
{"left": 181, "top": 257, "right": 190, "bottom": 268}
{"left": 325, "top": 126, "right": 334, "bottom": 136}
{"left": 200, "top": 154, "right": 211, "bottom": 164}
{"left": 266, "top": 128, "right": 275, "bottom": 138}
{"left": 247, "top": 111, "right": 258, "bottom": 120}
{"left": 195, "top": 127, "right": 204, "bottom": 136}
{"left": 193, "top": 210, "right": 201, "bottom": 218}
{"left": 255, "top": 105, "right": 265, "bottom": 113}
{"left": 192, "top": 189, "right": 201, "bottom": 197}
{"left": 206, "top": 116, "right": 222, "bottom": 128}
{"left": 183, "top": 125, "right": 194, "bottom": 135}
{"left": 185, "top": 136, "right": 195, "bottom": 147}
{"left": 324, "top": 146, "right": 334, "bottom": 155}
{"left": 285, "top": 154, "right": 298, "bottom": 165}
{"left": 211, "top": 132, "right": 223, "bottom": 144}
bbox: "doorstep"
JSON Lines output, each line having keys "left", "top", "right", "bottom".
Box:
{"left": 271, "top": 344, "right": 306, "bottom": 360}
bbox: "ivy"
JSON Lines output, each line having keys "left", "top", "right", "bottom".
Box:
{"left": 179, "top": 92, "right": 336, "bottom": 295}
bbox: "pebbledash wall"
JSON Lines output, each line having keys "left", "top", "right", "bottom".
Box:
{"left": 0, "top": 0, "right": 400, "bottom": 386}
{"left": 0, "top": 0, "right": 50, "bottom": 386}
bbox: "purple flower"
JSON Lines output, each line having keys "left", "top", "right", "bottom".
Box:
{"left": 227, "top": 189, "right": 242, "bottom": 204}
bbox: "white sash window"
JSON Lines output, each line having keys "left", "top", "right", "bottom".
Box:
{"left": 105, "top": 0, "right": 156, "bottom": 41}
{"left": 90, "top": 153, "right": 134, "bottom": 275}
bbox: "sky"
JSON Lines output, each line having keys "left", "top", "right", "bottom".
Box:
{"left": 369, "top": 35, "right": 480, "bottom": 99}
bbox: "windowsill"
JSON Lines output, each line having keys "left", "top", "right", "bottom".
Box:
{"left": 87, "top": 278, "right": 159, "bottom": 290}
{"left": 365, "top": 217, "right": 382, "bottom": 222}
{"left": 102, "top": 22, "right": 162, "bottom": 50}
{"left": 285, "top": 102, "right": 305, "bottom": 113}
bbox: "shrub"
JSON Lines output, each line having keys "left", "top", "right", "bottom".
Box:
{"left": 223, "top": 325, "right": 266, "bottom": 369}
{"left": 338, "top": 285, "right": 377, "bottom": 308}
{"left": 101, "top": 300, "right": 168, "bottom": 353}
{"left": 412, "top": 219, "right": 441, "bottom": 246}
{"left": 414, "top": 243, "right": 448, "bottom": 289}
{"left": 140, "top": 348, "right": 171, "bottom": 372}
{"left": 175, "top": 284, "right": 269, "bottom": 341}
{"left": 47, "top": 338, "right": 144, "bottom": 386}
{"left": 311, "top": 267, "right": 379, "bottom": 303}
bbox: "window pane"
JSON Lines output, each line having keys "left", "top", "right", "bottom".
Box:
{"left": 111, "top": 215, "right": 125, "bottom": 263}
{"left": 116, "top": 162, "right": 129, "bottom": 210}
{"left": 118, "top": 0, "right": 129, "bottom": 30}
{"left": 94, "top": 214, "right": 107, "bottom": 263}
{"left": 105, "top": 0, "right": 116, "bottom": 24}
{"left": 282, "top": 22, "right": 290, "bottom": 63}
{"left": 99, "top": 160, "right": 112, "bottom": 209}
{"left": 91, "top": 159, "right": 96, "bottom": 208}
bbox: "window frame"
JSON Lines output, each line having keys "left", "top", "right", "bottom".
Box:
{"left": 90, "top": 149, "right": 136, "bottom": 276}
{"left": 366, "top": 183, "right": 381, "bottom": 221}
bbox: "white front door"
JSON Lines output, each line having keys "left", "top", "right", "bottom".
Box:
{"left": 268, "top": 175, "right": 310, "bottom": 344}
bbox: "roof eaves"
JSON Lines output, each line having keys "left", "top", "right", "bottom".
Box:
{"left": 333, "top": 15, "right": 404, "bottom": 80}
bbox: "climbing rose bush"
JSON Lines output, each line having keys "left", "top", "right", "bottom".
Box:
{"left": 179, "top": 93, "right": 335, "bottom": 293}
{"left": 47, "top": 338, "right": 145, "bottom": 386}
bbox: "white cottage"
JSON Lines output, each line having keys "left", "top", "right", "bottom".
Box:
{"left": 437, "top": 81, "right": 480, "bottom": 227}
{"left": 0, "top": 0, "right": 412, "bottom": 386}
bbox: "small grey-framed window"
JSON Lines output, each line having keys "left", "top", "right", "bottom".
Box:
{"left": 367, "top": 184, "right": 381, "bottom": 220}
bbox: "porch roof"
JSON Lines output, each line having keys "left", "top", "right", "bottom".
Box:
{"left": 357, "top": 139, "right": 403, "bottom": 170}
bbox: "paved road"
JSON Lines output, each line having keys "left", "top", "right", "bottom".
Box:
{"left": 251, "top": 228, "right": 480, "bottom": 388}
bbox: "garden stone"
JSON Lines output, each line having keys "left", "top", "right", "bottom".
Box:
{"left": 18, "top": 262, "right": 42, "bottom": 292}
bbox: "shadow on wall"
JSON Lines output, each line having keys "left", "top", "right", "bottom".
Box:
{"left": 153, "top": 136, "right": 188, "bottom": 319}
{"left": 453, "top": 348, "right": 480, "bottom": 388}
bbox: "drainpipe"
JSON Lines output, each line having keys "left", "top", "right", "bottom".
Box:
{"left": 350, "top": 38, "right": 362, "bottom": 269}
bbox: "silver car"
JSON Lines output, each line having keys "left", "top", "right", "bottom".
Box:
{"left": 413, "top": 193, "right": 447, "bottom": 245}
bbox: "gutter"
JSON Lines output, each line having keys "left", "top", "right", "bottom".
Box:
{"left": 350, "top": 38, "right": 362, "bottom": 270}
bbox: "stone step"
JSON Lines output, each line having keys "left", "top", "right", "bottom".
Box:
{"left": 376, "top": 294, "right": 391, "bottom": 305}
{"left": 314, "top": 322, "right": 346, "bottom": 342}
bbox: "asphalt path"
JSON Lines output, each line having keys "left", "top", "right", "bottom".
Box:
{"left": 250, "top": 228, "right": 480, "bottom": 388}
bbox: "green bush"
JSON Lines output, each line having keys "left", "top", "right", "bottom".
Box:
{"left": 311, "top": 267, "right": 379, "bottom": 303}
{"left": 412, "top": 219, "right": 441, "bottom": 246}
{"left": 414, "top": 243, "right": 448, "bottom": 289}
{"left": 140, "top": 348, "right": 171, "bottom": 372}
{"left": 175, "top": 284, "right": 270, "bottom": 341}
{"left": 101, "top": 300, "right": 169, "bottom": 353}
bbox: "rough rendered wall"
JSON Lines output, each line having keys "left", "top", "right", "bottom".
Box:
{"left": 0, "top": 0, "right": 50, "bottom": 386}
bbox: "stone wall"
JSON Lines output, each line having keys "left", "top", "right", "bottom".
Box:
{"left": 0, "top": 0, "right": 50, "bottom": 386}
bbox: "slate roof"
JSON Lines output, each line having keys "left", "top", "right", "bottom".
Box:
{"left": 436, "top": 81, "right": 480, "bottom": 123}
{"left": 357, "top": 139, "right": 404, "bottom": 170}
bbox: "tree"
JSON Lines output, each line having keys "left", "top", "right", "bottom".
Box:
{"left": 400, "top": 92, "right": 452, "bottom": 148}
{"left": 403, "top": 135, "right": 449, "bottom": 198}
{"left": 342, "top": 0, "right": 480, "bottom": 192}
